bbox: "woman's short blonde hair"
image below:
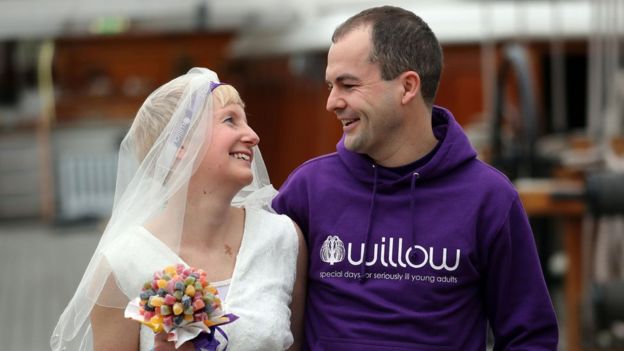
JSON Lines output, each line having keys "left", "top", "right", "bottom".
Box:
{"left": 128, "top": 78, "right": 243, "bottom": 160}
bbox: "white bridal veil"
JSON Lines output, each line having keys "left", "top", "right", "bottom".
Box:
{"left": 51, "top": 67, "right": 276, "bottom": 350}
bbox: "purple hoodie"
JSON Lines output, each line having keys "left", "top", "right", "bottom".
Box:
{"left": 272, "top": 106, "right": 558, "bottom": 350}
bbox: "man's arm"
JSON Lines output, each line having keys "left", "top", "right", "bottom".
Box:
{"left": 484, "top": 196, "right": 559, "bottom": 350}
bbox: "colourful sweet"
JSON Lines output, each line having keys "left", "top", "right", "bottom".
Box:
{"left": 184, "top": 276, "right": 196, "bottom": 285}
{"left": 140, "top": 290, "right": 154, "bottom": 300}
{"left": 173, "top": 290, "right": 183, "bottom": 300}
{"left": 164, "top": 294, "right": 177, "bottom": 305}
{"left": 166, "top": 280, "right": 175, "bottom": 293}
{"left": 160, "top": 305, "right": 171, "bottom": 316}
{"left": 173, "top": 314, "right": 184, "bottom": 326}
{"left": 193, "top": 299, "right": 205, "bottom": 311}
{"left": 173, "top": 302, "right": 184, "bottom": 315}
{"left": 163, "top": 315, "right": 173, "bottom": 327}
{"left": 149, "top": 296, "right": 164, "bottom": 307}
{"left": 143, "top": 311, "right": 155, "bottom": 320}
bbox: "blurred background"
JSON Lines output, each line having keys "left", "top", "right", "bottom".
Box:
{"left": 0, "top": 0, "right": 623, "bottom": 350}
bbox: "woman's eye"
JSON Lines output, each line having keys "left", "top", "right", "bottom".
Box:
{"left": 223, "top": 116, "right": 234, "bottom": 124}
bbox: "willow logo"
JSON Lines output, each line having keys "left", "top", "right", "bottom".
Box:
{"left": 320, "top": 235, "right": 461, "bottom": 272}
{"left": 320, "top": 235, "right": 345, "bottom": 265}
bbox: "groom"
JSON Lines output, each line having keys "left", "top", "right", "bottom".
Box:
{"left": 272, "top": 5, "right": 558, "bottom": 350}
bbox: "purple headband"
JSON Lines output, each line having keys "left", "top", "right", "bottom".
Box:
{"left": 209, "top": 81, "right": 227, "bottom": 92}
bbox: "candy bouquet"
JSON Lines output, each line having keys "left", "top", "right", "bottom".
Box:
{"left": 125, "top": 264, "right": 237, "bottom": 350}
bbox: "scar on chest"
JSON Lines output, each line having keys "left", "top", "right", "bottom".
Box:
{"left": 224, "top": 244, "right": 233, "bottom": 256}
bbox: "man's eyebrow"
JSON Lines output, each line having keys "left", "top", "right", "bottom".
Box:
{"left": 326, "top": 74, "right": 360, "bottom": 85}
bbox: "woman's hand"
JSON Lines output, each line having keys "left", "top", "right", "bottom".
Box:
{"left": 152, "top": 332, "right": 195, "bottom": 351}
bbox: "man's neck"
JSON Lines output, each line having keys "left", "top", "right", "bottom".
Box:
{"left": 373, "top": 106, "right": 437, "bottom": 167}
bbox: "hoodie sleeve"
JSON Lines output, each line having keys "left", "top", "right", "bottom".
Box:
{"left": 484, "top": 195, "right": 559, "bottom": 350}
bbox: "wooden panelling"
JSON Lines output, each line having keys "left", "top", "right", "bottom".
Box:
{"left": 436, "top": 45, "right": 486, "bottom": 126}
{"left": 53, "top": 32, "right": 233, "bottom": 121}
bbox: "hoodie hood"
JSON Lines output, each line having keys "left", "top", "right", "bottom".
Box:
{"left": 337, "top": 105, "right": 477, "bottom": 186}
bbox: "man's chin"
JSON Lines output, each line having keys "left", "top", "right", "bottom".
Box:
{"left": 344, "top": 137, "right": 364, "bottom": 153}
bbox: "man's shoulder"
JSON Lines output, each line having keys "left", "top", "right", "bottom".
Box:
{"left": 287, "top": 152, "right": 341, "bottom": 177}
{"left": 461, "top": 158, "right": 519, "bottom": 196}
{"left": 275, "top": 151, "right": 341, "bottom": 204}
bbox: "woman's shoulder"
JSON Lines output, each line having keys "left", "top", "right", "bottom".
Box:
{"left": 102, "top": 226, "right": 150, "bottom": 260}
{"left": 244, "top": 207, "right": 298, "bottom": 246}
{"left": 103, "top": 226, "right": 167, "bottom": 260}
{"left": 102, "top": 226, "right": 185, "bottom": 297}
{"left": 246, "top": 207, "right": 295, "bottom": 227}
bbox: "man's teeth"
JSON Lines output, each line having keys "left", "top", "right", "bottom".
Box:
{"left": 342, "top": 119, "right": 358, "bottom": 126}
{"left": 231, "top": 153, "right": 250, "bottom": 161}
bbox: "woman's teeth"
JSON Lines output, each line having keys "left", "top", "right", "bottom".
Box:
{"left": 231, "top": 152, "right": 250, "bottom": 161}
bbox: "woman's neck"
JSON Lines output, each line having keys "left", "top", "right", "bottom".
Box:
{"left": 183, "top": 181, "right": 241, "bottom": 246}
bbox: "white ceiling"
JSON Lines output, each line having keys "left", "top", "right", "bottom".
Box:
{"left": 0, "top": 0, "right": 606, "bottom": 57}
{"left": 231, "top": 0, "right": 595, "bottom": 57}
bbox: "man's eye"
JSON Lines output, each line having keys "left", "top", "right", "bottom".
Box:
{"left": 340, "top": 83, "right": 355, "bottom": 90}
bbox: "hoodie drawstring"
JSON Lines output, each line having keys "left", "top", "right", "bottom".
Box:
{"left": 359, "top": 168, "right": 420, "bottom": 282}
{"left": 410, "top": 172, "right": 420, "bottom": 255}
{"left": 360, "top": 164, "right": 378, "bottom": 283}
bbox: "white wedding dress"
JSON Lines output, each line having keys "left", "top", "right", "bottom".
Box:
{"left": 104, "top": 207, "right": 299, "bottom": 350}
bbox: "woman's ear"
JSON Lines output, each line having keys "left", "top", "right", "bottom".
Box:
{"left": 400, "top": 71, "right": 421, "bottom": 105}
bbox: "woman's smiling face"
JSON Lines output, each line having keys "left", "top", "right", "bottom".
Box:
{"left": 199, "top": 101, "right": 259, "bottom": 188}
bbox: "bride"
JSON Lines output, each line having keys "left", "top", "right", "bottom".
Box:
{"left": 51, "top": 68, "right": 306, "bottom": 351}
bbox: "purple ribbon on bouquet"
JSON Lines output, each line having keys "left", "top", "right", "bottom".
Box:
{"left": 193, "top": 314, "right": 238, "bottom": 351}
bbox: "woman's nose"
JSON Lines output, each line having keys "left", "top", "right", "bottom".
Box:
{"left": 242, "top": 125, "right": 260, "bottom": 146}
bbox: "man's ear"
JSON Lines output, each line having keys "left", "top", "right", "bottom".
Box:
{"left": 400, "top": 71, "right": 421, "bottom": 105}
